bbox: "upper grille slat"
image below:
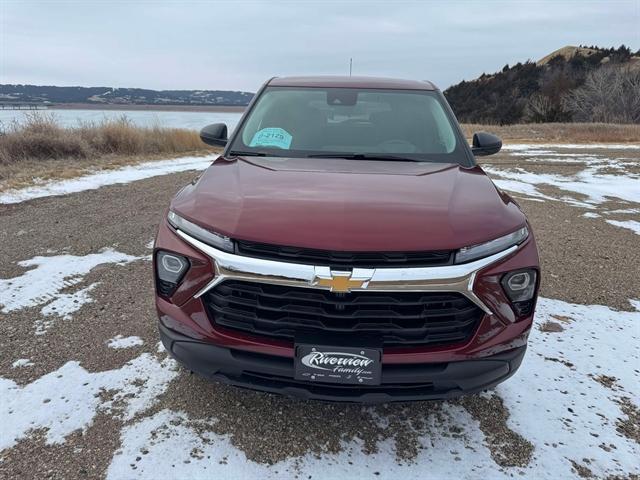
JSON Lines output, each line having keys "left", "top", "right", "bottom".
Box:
{"left": 235, "top": 240, "right": 453, "bottom": 268}
{"left": 205, "top": 280, "right": 483, "bottom": 347}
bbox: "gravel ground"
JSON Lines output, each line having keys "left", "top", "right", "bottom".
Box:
{"left": 0, "top": 146, "right": 638, "bottom": 479}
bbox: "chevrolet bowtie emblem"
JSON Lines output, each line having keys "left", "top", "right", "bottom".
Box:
{"left": 314, "top": 271, "right": 369, "bottom": 293}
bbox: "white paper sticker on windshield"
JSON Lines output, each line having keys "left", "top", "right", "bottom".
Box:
{"left": 249, "top": 128, "right": 293, "bottom": 149}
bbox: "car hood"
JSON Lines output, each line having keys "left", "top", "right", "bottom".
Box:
{"left": 171, "top": 156, "right": 526, "bottom": 251}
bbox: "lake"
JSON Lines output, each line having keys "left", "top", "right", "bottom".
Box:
{"left": 0, "top": 108, "right": 244, "bottom": 132}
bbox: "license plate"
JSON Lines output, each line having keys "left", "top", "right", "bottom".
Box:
{"left": 294, "top": 344, "right": 382, "bottom": 385}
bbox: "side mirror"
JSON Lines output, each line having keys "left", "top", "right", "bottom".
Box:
{"left": 200, "top": 123, "right": 228, "bottom": 147}
{"left": 471, "top": 132, "right": 502, "bottom": 156}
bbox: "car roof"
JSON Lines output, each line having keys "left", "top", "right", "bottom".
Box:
{"left": 268, "top": 76, "right": 437, "bottom": 91}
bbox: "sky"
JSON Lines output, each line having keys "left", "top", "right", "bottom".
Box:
{"left": 1, "top": 0, "right": 639, "bottom": 93}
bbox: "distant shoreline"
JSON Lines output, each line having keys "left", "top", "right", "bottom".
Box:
{"left": 48, "top": 103, "right": 247, "bottom": 113}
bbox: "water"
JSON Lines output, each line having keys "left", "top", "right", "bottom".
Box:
{"left": 0, "top": 108, "right": 244, "bottom": 132}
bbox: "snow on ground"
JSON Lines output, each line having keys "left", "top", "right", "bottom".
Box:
{"left": 604, "top": 208, "right": 640, "bottom": 215}
{"left": 107, "top": 405, "right": 502, "bottom": 480}
{"left": 0, "top": 249, "right": 143, "bottom": 333}
{"left": 0, "top": 354, "right": 178, "bottom": 451}
{"left": 486, "top": 144, "right": 640, "bottom": 236}
{"left": 484, "top": 165, "right": 640, "bottom": 205}
{"left": 105, "top": 297, "right": 640, "bottom": 479}
{"left": 0, "top": 155, "right": 215, "bottom": 205}
{"left": 108, "top": 335, "right": 144, "bottom": 349}
{"left": 11, "top": 359, "right": 34, "bottom": 368}
{"left": 605, "top": 219, "right": 640, "bottom": 235}
{"left": 497, "top": 297, "right": 640, "bottom": 479}
{"left": 488, "top": 144, "right": 640, "bottom": 206}
{"left": 488, "top": 177, "right": 557, "bottom": 202}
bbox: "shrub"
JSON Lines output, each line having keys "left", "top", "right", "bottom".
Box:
{"left": 0, "top": 113, "right": 211, "bottom": 165}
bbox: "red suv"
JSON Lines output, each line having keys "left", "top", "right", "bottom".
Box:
{"left": 154, "top": 76, "right": 540, "bottom": 402}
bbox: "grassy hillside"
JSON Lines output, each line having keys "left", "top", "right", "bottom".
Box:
{"left": 444, "top": 45, "right": 640, "bottom": 125}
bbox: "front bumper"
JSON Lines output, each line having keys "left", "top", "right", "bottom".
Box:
{"left": 155, "top": 217, "right": 539, "bottom": 401}
{"left": 160, "top": 321, "right": 526, "bottom": 403}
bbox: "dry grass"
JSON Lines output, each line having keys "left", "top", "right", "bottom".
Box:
{"left": 0, "top": 113, "right": 217, "bottom": 188}
{"left": 462, "top": 122, "right": 640, "bottom": 143}
{"left": 0, "top": 113, "right": 212, "bottom": 167}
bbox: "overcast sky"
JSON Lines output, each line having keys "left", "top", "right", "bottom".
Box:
{"left": 1, "top": 0, "right": 639, "bottom": 93}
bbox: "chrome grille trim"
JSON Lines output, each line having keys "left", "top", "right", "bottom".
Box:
{"left": 175, "top": 230, "right": 518, "bottom": 315}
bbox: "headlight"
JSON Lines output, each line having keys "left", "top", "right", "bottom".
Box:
{"left": 168, "top": 210, "right": 234, "bottom": 252}
{"left": 455, "top": 226, "right": 528, "bottom": 264}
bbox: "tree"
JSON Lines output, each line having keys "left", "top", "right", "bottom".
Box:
{"left": 564, "top": 66, "right": 640, "bottom": 123}
{"left": 610, "top": 45, "right": 632, "bottom": 63}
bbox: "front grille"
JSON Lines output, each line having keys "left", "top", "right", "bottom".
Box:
{"left": 235, "top": 240, "right": 453, "bottom": 268}
{"left": 204, "top": 281, "right": 483, "bottom": 347}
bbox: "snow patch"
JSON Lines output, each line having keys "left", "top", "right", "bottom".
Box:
{"left": 0, "top": 155, "right": 215, "bottom": 205}
{"left": 491, "top": 178, "right": 556, "bottom": 201}
{"left": 11, "top": 359, "right": 34, "bottom": 368}
{"left": 497, "top": 297, "right": 640, "bottom": 478}
{"left": 0, "top": 249, "right": 142, "bottom": 333}
{"left": 582, "top": 212, "right": 601, "bottom": 218}
{"left": 604, "top": 208, "right": 640, "bottom": 215}
{"left": 108, "top": 335, "right": 144, "bottom": 349}
{"left": 605, "top": 219, "right": 640, "bottom": 235}
{"left": 0, "top": 354, "right": 178, "bottom": 451}
{"left": 36, "top": 283, "right": 101, "bottom": 334}
{"left": 487, "top": 144, "right": 640, "bottom": 208}
{"left": 485, "top": 166, "right": 640, "bottom": 205}
{"left": 107, "top": 405, "right": 503, "bottom": 480}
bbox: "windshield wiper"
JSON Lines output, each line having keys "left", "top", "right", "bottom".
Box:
{"left": 307, "top": 153, "right": 419, "bottom": 162}
{"left": 228, "top": 150, "right": 271, "bottom": 157}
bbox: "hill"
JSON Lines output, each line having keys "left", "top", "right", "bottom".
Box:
{"left": 536, "top": 46, "right": 601, "bottom": 65}
{"left": 0, "top": 85, "right": 254, "bottom": 107}
{"left": 444, "top": 45, "right": 640, "bottom": 124}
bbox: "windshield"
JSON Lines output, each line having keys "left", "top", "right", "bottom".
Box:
{"left": 228, "top": 86, "right": 468, "bottom": 164}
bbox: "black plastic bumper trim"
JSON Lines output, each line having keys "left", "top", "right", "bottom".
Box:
{"left": 159, "top": 322, "right": 526, "bottom": 403}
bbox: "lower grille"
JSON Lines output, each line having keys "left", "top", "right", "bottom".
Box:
{"left": 204, "top": 281, "right": 483, "bottom": 347}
